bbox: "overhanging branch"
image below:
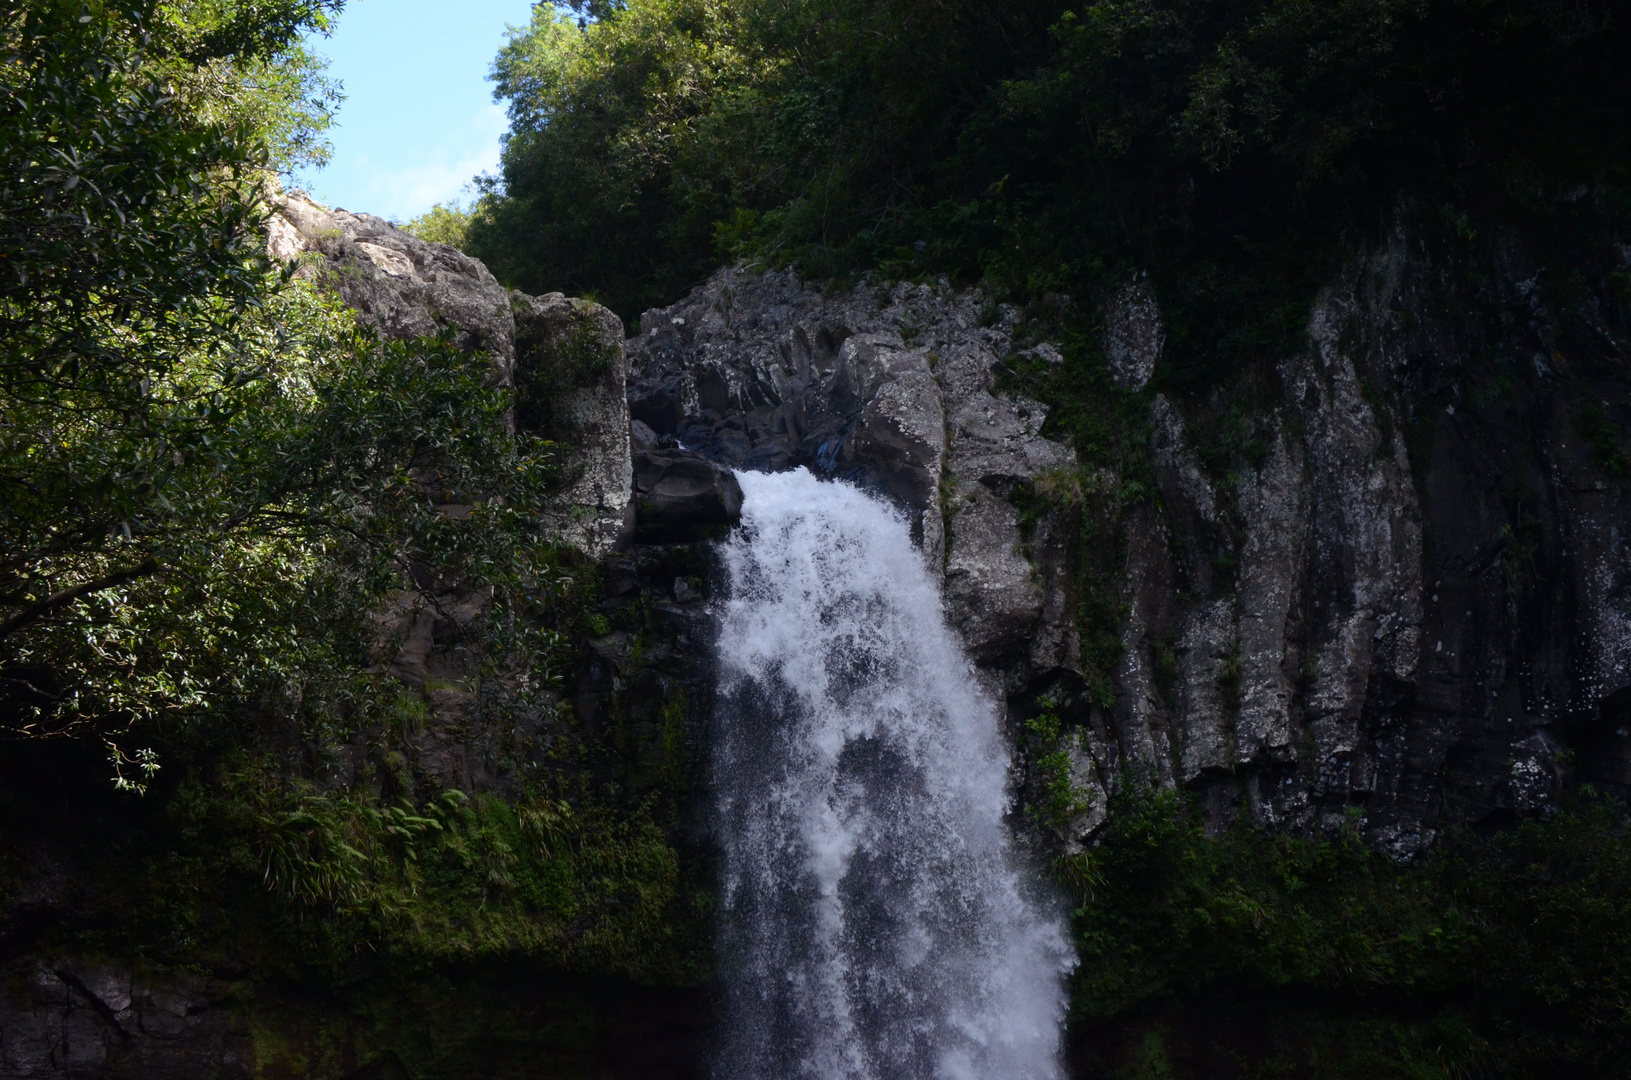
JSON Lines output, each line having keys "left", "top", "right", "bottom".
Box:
{"left": 0, "top": 560, "right": 161, "bottom": 643}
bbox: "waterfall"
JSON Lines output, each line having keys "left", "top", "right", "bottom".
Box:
{"left": 711, "top": 468, "right": 1075, "bottom": 1080}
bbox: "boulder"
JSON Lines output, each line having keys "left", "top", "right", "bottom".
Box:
{"left": 266, "top": 190, "right": 633, "bottom": 561}
{"left": 514, "top": 291, "right": 634, "bottom": 558}
{"left": 633, "top": 446, "right": 743, "bottom": 544}
{"left": 267, "top": 190, "right": 515, "bottom": 381}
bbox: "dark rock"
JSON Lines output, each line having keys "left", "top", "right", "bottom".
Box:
{"left": 0, "top": 961, "right": 250, "bottom": 1080}
{"left": 624, "top": 228, "right": 1631, "bottom": 858}
{"left": 634, "top": 448, "right": 743, "bottom": 544}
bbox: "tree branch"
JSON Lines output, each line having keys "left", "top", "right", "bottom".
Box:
{"left": 0, "top": 560, "right": 160, "bottom": 643}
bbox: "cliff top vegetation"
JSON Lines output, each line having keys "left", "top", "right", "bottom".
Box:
{"left": 470, "top": 0, "right": 1630, "bottom": 393}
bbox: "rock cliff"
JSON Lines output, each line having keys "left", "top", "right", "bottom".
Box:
{"left": 0, "top": 197, "right": 701, "bottom": 1080}
{"left": 6, "top": 194, "right": 1629, "bottom": 1078}
{"left": 625, "top": 223, "right": 1631, "bottom": 859}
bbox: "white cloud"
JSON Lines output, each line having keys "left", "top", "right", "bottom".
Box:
{"left": 304, "top": 104, "right": 510, "bottom": 222}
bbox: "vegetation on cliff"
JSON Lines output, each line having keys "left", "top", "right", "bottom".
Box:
{"left": 459, "top": 1, "right": 1631, "bottom": 1075}
{"left": 471, "top": 0, "right": 1629, "bottom": 369}
{"left": 1065, "top": 786, "right": 1631, "bottom": 1077}
{"left": 7, "top": 0, "right": 1631, "bottom": 1075}
{"left": 1, "top": 0, "right": 700, "bottom": 1006}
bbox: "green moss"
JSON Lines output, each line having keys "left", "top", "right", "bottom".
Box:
{"left": 1025, "top": 697, "right": 1093, "bottom": 832}
{"left": 1578, "top": 401, "right": 1631, "bottom": 478}
{"left": 1063, "top": 784, "right": 1631, "bottom": 1078}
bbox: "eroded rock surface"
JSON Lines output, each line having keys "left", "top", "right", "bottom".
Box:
{"left": 1110, "top": 224, "right": 1631, "bottom": 856}
{"left": 632, "top": 439, "right": 744, "bottom": 545}
{"left": 625, "top": 267, "right": 1081, "bottom": 680}
{"left": 268, "top": 191, "right": 632, "bottom": 559}
{"left": 0, "top": 963, "right": 247, "bottom": 1080}
{"left": 268, "top": 191, "right": 516, "bottom": 378}
{"left": 261, "top": 192, "right": 638, "bottom": 800}
{"left": 627, "top": 238, "right": 1631, "bottom": 858}
{"left": 624, "top": 267, "right": 1099, "bottom": 844}
{"left": 513, "top": 290, "right": 634, "bottom": 557}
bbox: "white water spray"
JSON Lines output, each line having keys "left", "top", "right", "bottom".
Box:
{"left": 712, "top": 468, "right": 1075, "bottom": 1080}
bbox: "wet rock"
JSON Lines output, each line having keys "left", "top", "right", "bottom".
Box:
{"left": 625, "top": 266, "right": 1079, "bottom": 682}
{"left": 633, "top": 447, "right": 744, "bottom": 544}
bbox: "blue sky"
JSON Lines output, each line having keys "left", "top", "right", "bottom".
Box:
{"left": 291, "top": 0, "right": 543, "bottom": 222}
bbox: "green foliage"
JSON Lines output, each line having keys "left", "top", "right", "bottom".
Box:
{"left": 0, "top": 0, "right": 706, "bottom": 1037}
{"left": 211, "top": 764, "right": 699, "bottom": 980}
{"left": 1067, "top": 785, "right": 1631, "bottom": 1077}
{"left": 152, "top": 0, "right": 346, "bottom": 172}
{"left": 0, "top": 0, "right": 582, "bottom": 791}
{"left": 3, "top": 274, "right": 567, "bottom": 757}
{"left": 473, "top": 0, "right": 1630, "bottom": 356}
{"left": 1025, "top": 696, "right": 1093, "bottom": 831}
{"left": 1578, "top": 401, "right": 1631, "bottom": 478}
{"left": 403, "top": 201, "right": 473, "bottom": 250}
{"left": 470, "top": 0, "right": 785, "bottom": 317}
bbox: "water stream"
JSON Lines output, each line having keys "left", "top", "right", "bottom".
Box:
{"left": 711, "top": 468, "right": 1074, "bottom": 1080}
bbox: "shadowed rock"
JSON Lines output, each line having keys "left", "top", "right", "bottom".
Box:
{"left": 633, "top": 446, "right": 744, "bottom": 544}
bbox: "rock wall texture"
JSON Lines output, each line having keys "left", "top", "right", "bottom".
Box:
{"left": 624, "top": 268, "right": 1102, "bottom": 836}
{"left": 1113, "top": 224, "right": 1631, "bottom": 858}
{"left": 268, "top": 191, "right": 633, "bottom": 560}
{"left": 8, "top": 195, "right": 1630, "bottom": 1077}
{"left": 626, "top": 225, "right": 1631, "bottom": 860}
{"left": 0, "top": 962, "right": 248, "bottom": 1080}
{"left": 0, "top": 197, "right": 667, "bottom": 1080}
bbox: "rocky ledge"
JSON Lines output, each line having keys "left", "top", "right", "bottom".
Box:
{"left": 625, "top": 231, "right": 1631, "bottom": 860}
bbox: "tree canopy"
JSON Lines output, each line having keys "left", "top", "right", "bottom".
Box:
{"left": 469, "top": 0, "right": 1631, "bottom": 379}
{"left": 0, "top": 1, "right": 559, "bottom": 784}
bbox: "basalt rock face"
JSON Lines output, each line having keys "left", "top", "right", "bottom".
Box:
{"left": 0, "top": 963, "right": 247, "bottom": 1080}
{"left": 632, "top": 444, "right": 744, "bottom": 544}
{"left": 626, "top": 268, "right": 1081, "bottom": 667}
{"left": 625, "top": 268, "right": 1101, "bottom": 835}
{"left": 1113, "top": 223, "right": 1631, "bottom": 859}
{"left": 628, "top": 235, "right": 1631, "bottom": 858}
{"left": 0, "top": 200, "right": 681, "bottom": 1080}
{"left": 259, "top": 191, "right": 639, "bottom": 796}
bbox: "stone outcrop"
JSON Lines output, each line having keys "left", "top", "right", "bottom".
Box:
{"left": 267, "top": 191, "right": 632, "bottom": 559}
{"left": 631, "top": 427, "right": 744, "bottom": 544}
{"left": 626, "top": 230, "right": 1631, "bottom": 858}
{"left": 1103, "top": 276, "right": 1164, "bottom": 390}
{"left": 625, "top": 267, "right": 1081, "bottom": 673}
{"left": 512, "top": 290, "right": 634, "bottom": 557}
{"left": 10, "top": 188, "right": 1629, "bottom": 1077}
{"left": 624, "top": 267, "right": 1105, "bottom": 841}
{"left": 1096, "top": 222, "right": 1631, "bottom": 857}
{"left": 267, "top": 191, "right": 517, "bottom": 380}
{"left": 0, "top": 198, "right": 697, "bottom": 1080}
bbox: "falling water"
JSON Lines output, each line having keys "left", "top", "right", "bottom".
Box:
{"left": 712, "top": 468, "right": 1075, "bottom": 1080}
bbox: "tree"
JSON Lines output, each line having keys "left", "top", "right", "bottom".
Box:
{"left": 0, "top": 2, "right": 562, "bottom": 784}
{"left": 470, "top": 0, "right": 1631, "bottom": 360}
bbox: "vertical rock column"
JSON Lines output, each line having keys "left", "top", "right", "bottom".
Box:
{"left": 513, "top": 292, "right": 633, "bottom": 558}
